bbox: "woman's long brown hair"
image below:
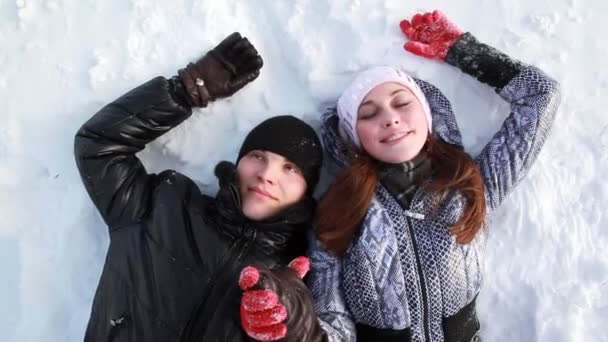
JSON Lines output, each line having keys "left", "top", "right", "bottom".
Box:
{"left": 315, "top": 136, "right": 486, "bottom": 256}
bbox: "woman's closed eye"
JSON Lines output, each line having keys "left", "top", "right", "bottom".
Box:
{"left": 359, "top": 110, "right": 378, "bottom": 120}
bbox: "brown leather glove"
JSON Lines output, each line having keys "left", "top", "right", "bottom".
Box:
{"left": 240, "top": 257, "right": 328, "bottom": 342}
{"left": 178, "top": 32, "right": 263, "bottom": 107}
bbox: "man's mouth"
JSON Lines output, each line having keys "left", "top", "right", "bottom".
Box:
{"left": 249, "top": 187, "right": 278, "bottom": 201}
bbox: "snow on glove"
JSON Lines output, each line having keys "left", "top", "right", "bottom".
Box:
{"left": 399, "top": 10, "right": 463, "bottom": 60}
{"left": 239, "top": 257, "right": 327, "bottom": 342}
{"left": 178, "top": 32, "right": 263, "bottom": 107}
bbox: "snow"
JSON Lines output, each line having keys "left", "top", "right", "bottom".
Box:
{"left": 0, "top": 0, "right": 606, "bottom": 341}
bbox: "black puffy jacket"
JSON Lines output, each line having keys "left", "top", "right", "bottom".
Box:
{"left": 75, "top": 76, "right": 313, "bottom": 341}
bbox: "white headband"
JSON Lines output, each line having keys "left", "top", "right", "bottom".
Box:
{"left": 336, "top": 66, "right": 432, "bottom": 147}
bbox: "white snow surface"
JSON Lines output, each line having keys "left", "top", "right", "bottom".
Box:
{"left": 0, "top": 0, "right": 606, "bottom": 341}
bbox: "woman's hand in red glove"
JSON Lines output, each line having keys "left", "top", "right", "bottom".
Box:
{"left": 399, "top": 10, "right": 463, "bottom": 60}
{"left": 239, "top": 257, "right": 310, "bottom": 341}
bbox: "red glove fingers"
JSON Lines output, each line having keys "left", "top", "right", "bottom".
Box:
{"left": 423, "top": 12, "right": 434, "bottom": 24}
{"left": 404, "top": 41, "right": 436, "bottom": 59}
{"left": 400, "top": 19, "right": 415, "bottom": 39}
{"left": 239, "top": 266, "right": 260, "bottom": 290}
{"left": 412, "top": 13, "right": 424, "bottom": 28}
{"left": 399, "top": 9, "right": 463, "bottom": 60}
{"left": 242, "top": 304, "right": 288, "bottom": 328}
{"left": 432, "top": 10, "right": 443, "bottom": 21}
{"left": 242, "top": 289, "right": 280, "bottom": 312}
{"left": 288, "top": 256, "right": 310, "bottom": 279}
{"left": 239, "top": 265, "right": 287, "bottom": 341}
{"left": 239, "top": 257, "right": 310, "bottom": 341}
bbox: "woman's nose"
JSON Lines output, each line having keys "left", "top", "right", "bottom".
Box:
{"left": 383, "top": 110, "right": 401, "bottom": 128}
{"left": 384, "top": 119, "right": 400, "bottom": 128}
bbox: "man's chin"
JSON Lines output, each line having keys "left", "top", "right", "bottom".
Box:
{"left": 242, "top": 203, "right": 278, "bottom": 221}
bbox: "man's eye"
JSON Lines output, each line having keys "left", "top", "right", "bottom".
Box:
{"left": 285, "top": 164, "right": 300, "bottom": 174}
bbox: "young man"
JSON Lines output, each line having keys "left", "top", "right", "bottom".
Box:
{"left": 75, "top": 32, "right": 323, "bottom": 342}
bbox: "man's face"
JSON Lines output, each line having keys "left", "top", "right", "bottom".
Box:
{"left": 236, "top": 150, "right": 307, "bottom": 221}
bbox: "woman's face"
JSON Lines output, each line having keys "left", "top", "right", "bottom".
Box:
{"left": 356, "top": 82, "right": 429, "bottom": 163}
{"left": 236, "top": 150, "right": 307, "bottom": 221}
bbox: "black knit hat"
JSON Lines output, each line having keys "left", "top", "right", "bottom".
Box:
{"left": 237, "top": 115, "right": 323, "bottom": 192}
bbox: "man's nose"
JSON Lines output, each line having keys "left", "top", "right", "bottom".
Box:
{"left": 256, "top": 164, "right": 277, "bottom": 185}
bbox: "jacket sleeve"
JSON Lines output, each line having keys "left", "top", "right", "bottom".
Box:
{"left": 307, "top": 234, "right": 357, "bottom": 342}
{"left": 445, "top": 33, "right": 562, "bottom": 213}
{"left": 74, "top": 76, "right": 193, "bottom": 230}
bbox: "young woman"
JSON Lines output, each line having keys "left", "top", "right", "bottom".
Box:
{"left": 75, "top": 32, "right": 324, "bottom": 341}
{"left": 307, "top": 10, "right": 561, "bottom": 342}
{"left": 237, "top": 10, "right": 560, "bottom": 342}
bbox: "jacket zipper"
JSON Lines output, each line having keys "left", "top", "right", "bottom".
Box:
{"left": 108, "top": 314, "right": 129, "bottom": 341}
{"left": 407, "top": 216, "right": 432, "bottom": 342}
{"left": 180, "top": 229, "right": 254, "bottom": 340}
{"left": 197, "top": 236, "right": 252, "bottom": 338}
{"left": 179, "top": 184, "right": 255, "bottom": 340}
{"left": 179, "top": 235, "right": 248, "bottom": 340}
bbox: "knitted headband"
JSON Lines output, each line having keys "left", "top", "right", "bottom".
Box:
{"left": 337, "top": 66, "right": 432, "bottom": 147}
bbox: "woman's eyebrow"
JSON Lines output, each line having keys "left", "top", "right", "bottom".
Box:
{"left": 390, "top": 88, "right": 407, "bottom": 96}
{"left": 360, "top": 99, "right": 375, "bottom": 107}
{"left": 360, "top": 88, "right": 408, "bottom": 107}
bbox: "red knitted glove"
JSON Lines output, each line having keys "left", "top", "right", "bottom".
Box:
{"left": 399, "top": 10, "right": 463, "bottom": 60}
{"left": 239, "top": 257, "right": 310, "bottom": 341}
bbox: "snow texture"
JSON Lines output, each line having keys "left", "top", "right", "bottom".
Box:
{"left": 0, "top": 0, "right": 606, "bottom": 341}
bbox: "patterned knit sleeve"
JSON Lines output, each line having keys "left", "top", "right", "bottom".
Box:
{"left": 445, "top": 33, "right": 562, "bottom": 213}
{"left": 307, "top": 233, "right": 357, "bottom": 342}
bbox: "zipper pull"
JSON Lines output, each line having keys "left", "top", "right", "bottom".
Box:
{"left": 110, "top": 317, "right": 126, "bottom": 327}
{"left": 242, "top": 224, "right": 257, "bottom": 241}
{"left": 404, "top": 209, "right": 425, "bottom": 220}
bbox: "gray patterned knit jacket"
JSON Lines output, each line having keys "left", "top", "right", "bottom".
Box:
{"left": 307, "top": 33, "right": 561, "bottom": 342}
